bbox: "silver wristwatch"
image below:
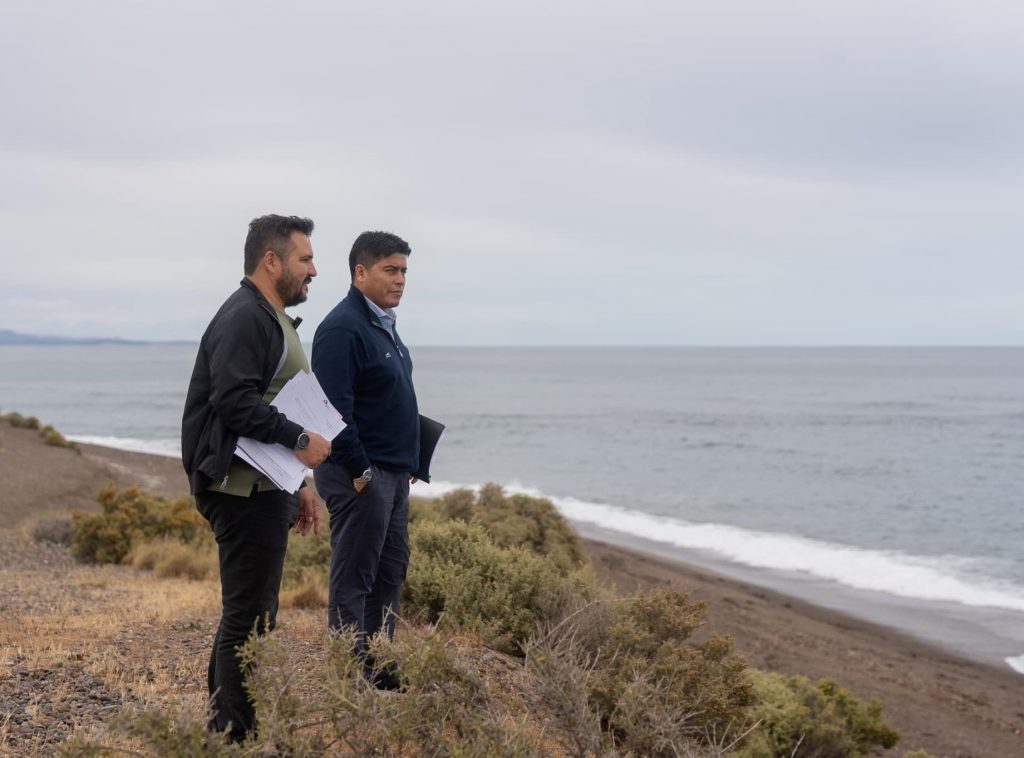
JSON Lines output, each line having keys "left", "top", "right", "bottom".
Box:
{"left": 355, "top": 467, "right": 373, "bottom": 486}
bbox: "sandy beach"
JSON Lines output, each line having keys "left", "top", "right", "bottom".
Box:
{"left": 2, "top": 424, "right": 1023, "bottom": 756}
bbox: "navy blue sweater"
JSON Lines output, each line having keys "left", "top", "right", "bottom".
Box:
{"left": 311, "top": 285, "right": 419, "bottom": 476}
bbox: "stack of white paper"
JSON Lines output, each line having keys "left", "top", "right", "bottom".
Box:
{"left": 236, "top": 371, "right": 346, "bottom": 493}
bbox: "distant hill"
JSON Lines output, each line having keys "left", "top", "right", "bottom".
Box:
{"left": 0, "top": 329, "right": 191, "bottom": 346}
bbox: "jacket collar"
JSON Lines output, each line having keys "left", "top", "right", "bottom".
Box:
{"left": 241, "top": 277, "right": 302, "bottom": 328}
{"left": 345, "top": 283, "right": 381, "bottom": 328}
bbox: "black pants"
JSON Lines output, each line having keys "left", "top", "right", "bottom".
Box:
{"left": 196, "top": 488, "right": 297, "bottom": 742}
{"left": 315, "top": 463, "right": 409, "bottom": 669}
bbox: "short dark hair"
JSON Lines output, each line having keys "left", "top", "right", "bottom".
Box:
{"left": 349, "top": 231, "right": 411, "bottom": 279}
{"left": 244, "top": 214, "right": 315, "bottom": 275}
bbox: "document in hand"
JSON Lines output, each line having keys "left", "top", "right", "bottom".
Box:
{"left": 412, "top": 414, "right": 445, "bottom": 484}
{"left": 235, "top": 371, "right": 346, "bottom": 493}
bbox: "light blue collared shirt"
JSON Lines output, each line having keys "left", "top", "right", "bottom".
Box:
{"left": 363, "top": 296, "right": 397, "bottom": 339}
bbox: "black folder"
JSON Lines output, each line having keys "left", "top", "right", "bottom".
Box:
{"left": 412, "top": 414, "right": 445, "bottom": 483}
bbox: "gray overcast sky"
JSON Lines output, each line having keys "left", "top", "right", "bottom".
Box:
{"left": 2, "top": 0, "right": 1021, "bottom": 345}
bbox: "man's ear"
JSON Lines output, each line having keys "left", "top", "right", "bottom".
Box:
{"left": 262, "top": 249, "right": 281, "bottom": 275}
{"left": 353, "top": 263, "right": 366, "bottom": 283}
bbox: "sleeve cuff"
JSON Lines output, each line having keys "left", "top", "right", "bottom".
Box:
{"left": 344, "top": 455, "right": 371, "bottom": 478}
{"left": 276, "top": 420, "right": 304, "bottom": 448}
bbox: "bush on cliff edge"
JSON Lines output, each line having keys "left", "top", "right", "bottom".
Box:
{"left": 410, "top": 483, "right": 588, "bottom": 574}
{"left": 71, "top": 486, "right": 205, "bottom": 564}
{"left": 734, "top": 669, "right": 900, "bottom": 758}
{"left": 1, "top": 412, "right": 79, "bottom": 450}
{"left": 402, "top": 518, "right": 596, "bottom": 655}
{"left": 65, "top": 484, "right": 903, "bottom": 757}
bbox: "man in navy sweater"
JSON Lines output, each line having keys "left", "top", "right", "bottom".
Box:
{"left": 311, "top": 231, "right": 419, "bottom": 688}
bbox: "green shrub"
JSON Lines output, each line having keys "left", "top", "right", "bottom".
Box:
{"left": 316, "top": 627, "right": 541, "bottom": 756}
{"left": 40, "top": 424, "right": 78, "bottom": 450}
{"left": 595, "top": 587, "right": 752, "bottom": 753}
{"left": 412, "top": 483, "right": 587, "bottom": 574}
{"left": 525, "top": 586, "right": 755, "bottom": 756}
{"left": 67, "top": 626, "right": 542, "bottom": 756}
{"left": 71, "top": 484, "right": 330, "bottom": 588}
{"left": 3, "top": 412, "right": 41, "bottom": 429}
{"left": 1, "top": 413, "right": 78, "bottom": 450}
{"left": 71, "top": 486, "right": 205, "bottom": 565}
{"left": 402, "top": 519, "right": 595, "bottom": 655}
{"left": 56, "top": 482, "right": 904, "bottom": 758}
{"left": 735, "top": 669, "right": 899, "bottom": 757}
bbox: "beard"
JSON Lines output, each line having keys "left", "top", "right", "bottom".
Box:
{"left": 276, "top": 268, "right": 310, "bottom": 307}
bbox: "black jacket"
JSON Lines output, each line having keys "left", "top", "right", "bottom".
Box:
{"left": 181, "top": 279, "right": 305, "bottom": 495}
{"left": 311, "top": 285, "right": 419, "bottom": 476}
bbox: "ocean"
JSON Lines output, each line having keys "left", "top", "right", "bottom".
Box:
{"left": 2, "top": 344, "right": 1022, "bottom": 671}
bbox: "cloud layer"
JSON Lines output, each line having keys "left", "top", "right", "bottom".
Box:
{"left": 2, "top": 0, "right": 1021, "bottom": 344}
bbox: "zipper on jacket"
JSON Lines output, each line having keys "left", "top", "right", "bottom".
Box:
{"left": 371, "top": 321, "right": 404, "bottom": 358}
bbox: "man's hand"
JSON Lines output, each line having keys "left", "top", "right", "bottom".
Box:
{"left": 292, "top": 487, "right": 321, "bottom": 536}
{"left": 295, "top": 431, "right": 331, "bottom": 469}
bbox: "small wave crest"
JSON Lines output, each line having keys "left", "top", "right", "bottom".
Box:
{"left": 68, "top": 435, "right": 181, "bottom": 459}
{"left": 1005, "top": 655, "right": 1024, "bottom": 674}
{"left": 411, "top": 479, "right": 1024, "bottom": 614}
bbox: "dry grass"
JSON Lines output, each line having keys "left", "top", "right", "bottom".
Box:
{"left": 0, "top": 525, "right": 588, "bottom": 756}
{"left": 1, "top": 563, "right": 216, "bottom": 674}
{"left": 281, "top": 568, "right": 329, "bottom": 609}
{"left": 0, "top": 528, "right": 222, "bottom": 754}
{"left": 128, "top": 537, "right": 218, "bottom": 581}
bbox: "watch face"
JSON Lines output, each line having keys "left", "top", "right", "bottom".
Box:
{"left": 297, "top": 433, "right": 310, "bottom": 449}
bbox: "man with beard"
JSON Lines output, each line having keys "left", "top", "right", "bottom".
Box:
{"left": 182, "top": 214, "right": 331, "bottom": 741}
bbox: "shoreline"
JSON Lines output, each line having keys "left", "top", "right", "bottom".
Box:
{"left": 573, "top": 522, "right": 1024, "bottom": 675}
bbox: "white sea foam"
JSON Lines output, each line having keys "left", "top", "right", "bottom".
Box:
{"left": 1005, "top": 655, "right": 1024, "bottom": 674}
{"left": 68, "top": 435, "right": 181, "bottom": 459}
{"left": 412, "top": 479, "right": 1024, "bottom": 614}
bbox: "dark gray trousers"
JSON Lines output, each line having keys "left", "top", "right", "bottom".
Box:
{"left": 315, "top": 463, "right": 410, "bottom": 664}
